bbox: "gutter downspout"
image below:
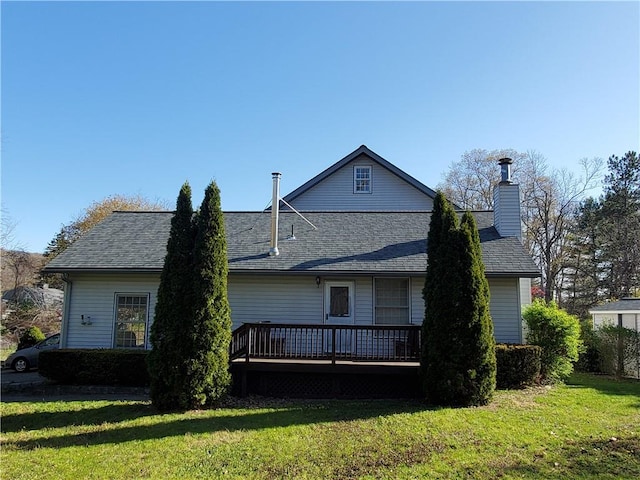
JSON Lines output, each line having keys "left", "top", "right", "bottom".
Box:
{"left": 60, "top": 273, "right": 72, "bottom": 348}
{"left": 269, "top": 172, "right": 281, "bottom": 256}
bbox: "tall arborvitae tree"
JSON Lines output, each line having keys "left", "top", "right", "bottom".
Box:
{"left": 421, "top": 192, "right": 463, "bottom": 404}
{"left": 457, "top": 212, "right": 496, "bottom": 405}
{"left": 422, "top": 192, "right": 496, "bottom": 406}
{"left": 185, "top": 181, "right": 232, "bottom": 408}
{"left": 148, "top": 183, "right": 195, "bottom": 411}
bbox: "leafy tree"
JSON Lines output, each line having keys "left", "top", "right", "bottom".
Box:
{"left": 44, "top": 194, "right": 168, "bottom": 260}
{"left": 523, "top": 300, "right": 582, "bottom": 383}
{"left": 42, "top": 195, "right": 168, "bottom": 291}
{"left": 18, "top": 326, "right": 45, "bottom": 349}
{"left": 148, "top": 183, "right": 196, "bottom": 411}
{"left": 421, "top": 193, "right": 495, "bottom": 406}
{"left": 185, "top": 181, "right": 232, "bottom": 408}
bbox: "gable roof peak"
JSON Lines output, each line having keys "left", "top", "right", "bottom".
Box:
{"left": 282, "top": 145, "right": 439, "bottom": 204}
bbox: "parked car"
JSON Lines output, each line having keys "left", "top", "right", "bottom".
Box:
{"left": 5, "top": 333, "right": 60, "bottom": 372}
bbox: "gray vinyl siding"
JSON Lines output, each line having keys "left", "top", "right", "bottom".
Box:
{"left": 288, "top": 160, "right": 434, "bottom": 211}
{"left": 62, "top": 273, "right": 160, "bottom": 349}
{"left": 411, "top": 277, "right": 522, "bottom": 342}
{"left": 493, "top": 183, "right": 522, "bottom": 238}
{"left": 488, "top": 277, "right": 523, "bottom": 343}
{"left": 61, "top": 273, "right": 525, "bottom": 348}
{"left": 228, "top": 276, "right": 374, "bottom": 328}
{"left": 354, "top": 278, "right": 373, "bottom": 324}
{"left": 228, "top": 275, "right": 323, "bottom": 329}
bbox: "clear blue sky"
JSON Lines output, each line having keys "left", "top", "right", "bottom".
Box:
{"left": 2, "top": 1, "right": 639, "bottom": 253}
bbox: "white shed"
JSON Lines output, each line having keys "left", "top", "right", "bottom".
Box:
{"left": 589, "top": 298, "right": 640, "bottom": 332}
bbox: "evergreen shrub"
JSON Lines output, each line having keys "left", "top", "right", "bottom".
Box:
{"left": 575, "top": 318, "right": 602, "bottom": 373}
{"left": 495, "top": 344, "right": 541, "bottom": 389}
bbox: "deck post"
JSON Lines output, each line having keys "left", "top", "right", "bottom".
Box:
{"left": 331, "top": 327, "right": 336, "bottom": 365}
{"left": 246, "top": 326, "right": 251, "bottom": 363}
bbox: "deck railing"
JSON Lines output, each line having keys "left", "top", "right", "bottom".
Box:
{"left": 230, "top": 323, "right": 421, "bottom": 363}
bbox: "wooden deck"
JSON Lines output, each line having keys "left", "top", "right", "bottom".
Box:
{"left": 230, "top": 323, "right": 422, "bottom": 398}
{"left": 231, "top": 322, "right": 421, "bottom": 363}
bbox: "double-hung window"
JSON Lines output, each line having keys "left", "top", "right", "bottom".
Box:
{"left": 375, "top": 278, "right": 410, "bottom": 325}
{"left": 354, "top": 165, "right": 372, "bottom": 193}
{"left": 114, "top": 294, "right": 149, "bottom": 348}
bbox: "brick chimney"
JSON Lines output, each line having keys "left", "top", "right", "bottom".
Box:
{"left": 493, "top": 158, "right": 522, "bottom": 239}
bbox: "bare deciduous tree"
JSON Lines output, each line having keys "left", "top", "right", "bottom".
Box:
{"left": 438, "top": 149, "right": 531, "bottom": 210}
{"left": 1, "top": 209, "right": 41, "bottom": 298}
{"left": 520, "top": 156, "right": 603, "bottom": 302}
{"left": 439, "top": 149, "right": 603, "bottom": 303}
{"left": 3, "top": 250, "right": 38, "bottom": 295}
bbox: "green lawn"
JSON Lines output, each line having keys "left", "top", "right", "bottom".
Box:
{"left": 1, "top": 373, "right": 638, "bottom": 479}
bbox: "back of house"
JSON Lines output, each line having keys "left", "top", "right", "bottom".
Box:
{"left": 44, "top": 145, "right": 539, "bottom": 351}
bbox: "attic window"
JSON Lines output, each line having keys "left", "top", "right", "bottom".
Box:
{"left": 354, "top": 165, "right": 372, "bottom": 194}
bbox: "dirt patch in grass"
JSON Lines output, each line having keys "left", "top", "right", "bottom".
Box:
{"left": 589, "top": 436, "right": 640, "bottom": 458}
{"left": 332, "top": 439, "right": 448, "bottom": 479}
{"left": 481, "top": 385, "right": 550, "bottom": 411}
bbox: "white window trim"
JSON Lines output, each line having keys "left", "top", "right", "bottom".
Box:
{"left": 324, "top": 280, "right": 356, "bottom": 324}
{"left": 112, "top": 292, "right": 150, "bottom": 349}
{"left": 353, "top": 165, "right": 372, "bottom": 194}
{"left": 374, "top": 277, "right": 411, "bottom": 325}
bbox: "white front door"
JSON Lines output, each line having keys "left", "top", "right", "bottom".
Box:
{"left": 324, "top": 281, "right": 354, "bottom": 354}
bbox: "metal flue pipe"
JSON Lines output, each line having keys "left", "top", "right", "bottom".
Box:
{"left": 269, "top": 172, "right": 281, "bottom": 256}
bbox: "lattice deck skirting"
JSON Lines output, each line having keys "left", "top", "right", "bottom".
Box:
{"left": 230, "top": 361, "right": 421, "bottom": 398}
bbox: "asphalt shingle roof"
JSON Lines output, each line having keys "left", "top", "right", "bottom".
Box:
{"left": 44, "top": 210, "right": 540, "bottom": 277}
{"left": 589, "top": 298, "right": 640, "bottom": 313}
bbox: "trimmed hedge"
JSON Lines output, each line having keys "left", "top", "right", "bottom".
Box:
{"left": 496, "top": 344, "right": 541, "bottom": 389}
{"left": 39, "top": 349, "right": 149, "bottom": 386}
{"left": 38, "top": 345, "right": 542, "bottom": 392}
